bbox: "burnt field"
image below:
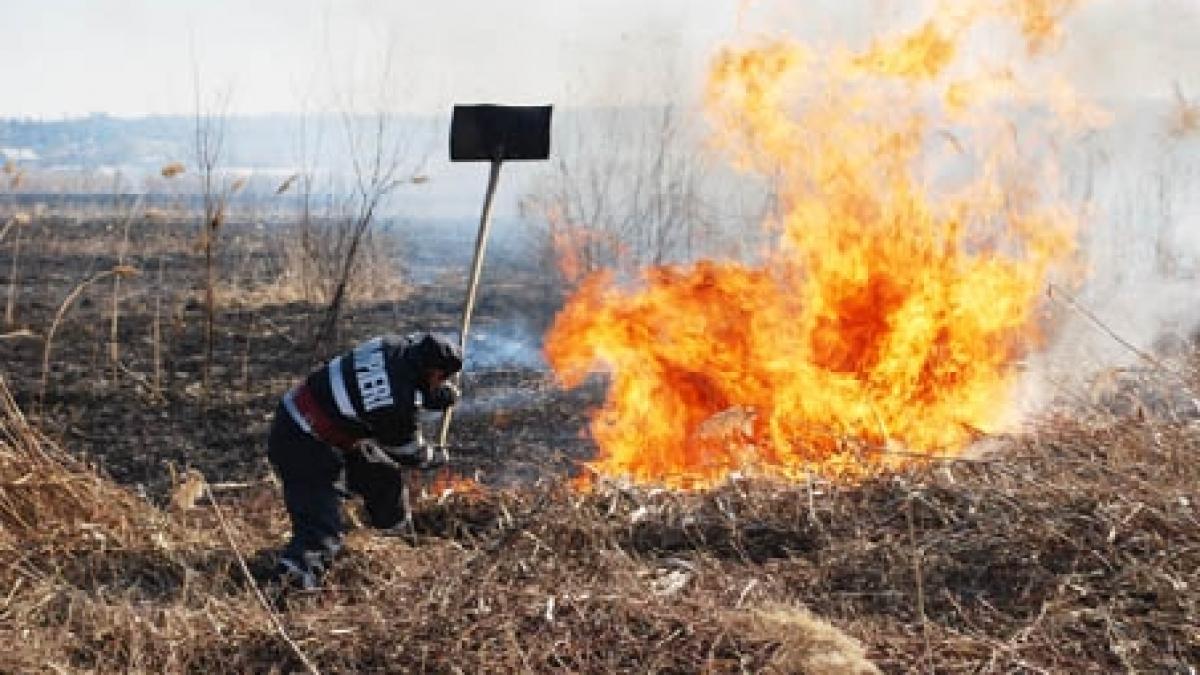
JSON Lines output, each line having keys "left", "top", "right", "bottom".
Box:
{"left": 0, "top": 213, "right": 592, "bottom": 496}
{"left": 1, "top": 212, "right": 1199, "bottom": 673}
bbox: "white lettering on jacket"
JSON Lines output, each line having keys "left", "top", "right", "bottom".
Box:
{"left": 354, "top": 338, "right": 394, "bottom": 412}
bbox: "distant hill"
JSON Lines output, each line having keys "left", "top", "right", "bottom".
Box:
{"left": 0, "top": 112, "right": 443, "bottom": 171}
{"left": 0, "top": 112, "right": 523, "bottom": 220}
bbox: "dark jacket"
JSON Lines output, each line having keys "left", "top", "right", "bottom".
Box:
{"left": 287, "top": 333, "right": 462, "bottom": 447}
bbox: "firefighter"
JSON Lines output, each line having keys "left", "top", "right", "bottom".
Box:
{"left": 265, "top": 332, "right": 463, "bottom": 589}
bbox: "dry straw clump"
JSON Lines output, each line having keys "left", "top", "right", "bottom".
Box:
{"left": 1170, "top": 82, "right": 1200, "bottom": 138}
{"left": 741, "top": 604, "right": 880, "bottom": 674}
{"left": 0, "top": 375, "right": 177, "bottom": 548}
{"left": 160, "top": 162, "right": 186, "bottom": 179}
{"left": 0, "top": 374, "right": 222, "bottom": 671}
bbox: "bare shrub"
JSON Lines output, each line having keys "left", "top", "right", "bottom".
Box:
{"left": 522, "top": 105, "right": 722, "bottom": 288}
{"left": 220, "top": 219, "right": 409, "bottom": 310}
{"left": 306, "top": 41, "right": 432, "bottom": 356}
{"left": 190, "top": 70, "right": 234, "bottom": 402}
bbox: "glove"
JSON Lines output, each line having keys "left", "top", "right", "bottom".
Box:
{"left": 430, "top": 444, "right": 450, "bottom": 467}
{"left": 423, "top": 382, "right": 460, "bottom": 411}
{"left": 354, "top": 439, "right": 400, "bottom": 468}
{"left": 356, "top": 439, "right": 448, "bottom": 470}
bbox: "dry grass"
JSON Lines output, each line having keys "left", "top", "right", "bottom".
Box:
{"left": 215, "top": 222, "right": 410, "bottom": 311}
{"left": 1170, "top": 82, "right": 1200, "bottom": 138}
{"left": 2, "top": 369, "right": 1198, "bottom": 672}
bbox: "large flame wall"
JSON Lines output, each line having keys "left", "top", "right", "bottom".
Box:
{"left": 547, "top": 2, "right": 1091, "bottom": 489}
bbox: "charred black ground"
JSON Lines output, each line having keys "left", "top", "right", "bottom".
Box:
{"left": 0, "top": 215, "right": 595, "bottom": 499}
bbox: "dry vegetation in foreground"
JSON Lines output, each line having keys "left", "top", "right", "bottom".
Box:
{"left": 2, "top": 365, "right": 1198, "bottom": 673}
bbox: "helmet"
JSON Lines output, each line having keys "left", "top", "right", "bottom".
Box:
{"left": 409, "top": 333, "right": 463, "bottom": 375}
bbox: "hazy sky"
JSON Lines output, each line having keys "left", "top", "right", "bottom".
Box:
{"left": 1, "top": 0, "right": 1197, "bottom": 118}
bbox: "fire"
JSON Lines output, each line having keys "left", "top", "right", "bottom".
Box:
{"left": 543, "top": 205, "right": 630, "bottom": 286}
{"left": 546, "top": 3, "right": 1094, "bottom": 489}
{"left": 550, "top": 219, "right": 585, "bottom": 285}
{"left": 425, "top": 467, "right": 483, "bottom": 499}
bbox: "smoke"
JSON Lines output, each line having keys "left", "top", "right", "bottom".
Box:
{"left": 458, "top": 320, "right": 548, "bottom": 371}
{"left": 442, "top": 320, "right": 554, "bottom": 417}
{"left": 1051, "top": 0, "right": 1200, "bottom": 366}
{"left": 1033, "top": 0, "right": 1200, "bottom": 382}
{"left": 1008, "top": 99, "right": 1200, "bottom": 422}
{"left": 1058, "top": 0, "right": 1200, "bottom": 103}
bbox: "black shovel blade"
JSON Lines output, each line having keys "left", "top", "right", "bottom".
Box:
{"left": 450, "top": 104, "right": 552, "bottom": 162}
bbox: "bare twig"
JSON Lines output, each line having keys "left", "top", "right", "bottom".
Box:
{"left": 906, "top": 493, "right": 932, "bottom": 672}
{"left": 1048, "top": 284, "right": 1196, "bottom": 395}
{"left": 5, "top": 214, "right": 28, "bottom": 326}
{"left": 204, "top": 484, "right": 321, "bottom": 675}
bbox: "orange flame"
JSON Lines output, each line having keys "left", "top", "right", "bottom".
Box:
{"left": 546, "top": 4, "right": 1092, "bottom": 489}
{"left": 544, "top": 206, "right": 630, "bottom": 286}
{"left": 551, "top": 223, "right": 585, "bottom": 285}
{"left": 426, "top": 468, "right": 483, "bottom": 499}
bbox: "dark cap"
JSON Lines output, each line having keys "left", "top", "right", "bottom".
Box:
{"left": 409, "top": 333, "right": 463, "bottom": 374}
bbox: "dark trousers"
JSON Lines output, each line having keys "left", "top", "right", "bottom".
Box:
{"left": 266, "top": 403, "right": 407, "bottom": 577}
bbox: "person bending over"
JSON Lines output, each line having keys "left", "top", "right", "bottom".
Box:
{"left": 266, "top": 332, "right": 462, "bottom": 589}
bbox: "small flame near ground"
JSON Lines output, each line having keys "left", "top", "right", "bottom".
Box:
{"left": 548, "top": 1, "right": 1103, "bottom": 490}
{"left": 425, "top": 467, "right": 484, "bottom": 500}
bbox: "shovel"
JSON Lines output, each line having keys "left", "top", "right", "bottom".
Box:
{"left": 436, "top": 104, "right": 553, "bottom": 450}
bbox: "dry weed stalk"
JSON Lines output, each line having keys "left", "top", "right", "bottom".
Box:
{"left": 152, "top": 255, "right": 165, "bottom": 398}
{"left": 0, "top": 213, "right": 22, "bottom": 244}
{"left": 3, "top": 212, "right": 32, "bottom": 327}
{"left": 204, "top": 482, "right": 321, "bottom": 675}
{"left": 39, "top": 265, "right": 140, "bottom": 408}
{"left": 108, "top": 197, "right": 145, "bottom": 382}
{"left": 225, "top": 221, "right": 408, "bottom": 311}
